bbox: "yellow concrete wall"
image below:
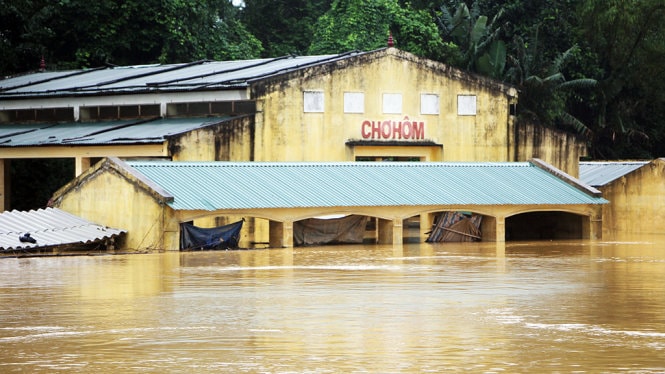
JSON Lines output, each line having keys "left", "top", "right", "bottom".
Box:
{"left": 52, "top": 161, "right": 169, "bottom": 251}
{"left": 599, "top": 159, "right": 665, "bottom": 237}
{"left": 171, "top": 116, "right": 254, "bottom": 163}
{"left": 513, "top": 120, "right": 587, "bottom": 178}
{"left": 252, "top": 48, "right": 517, "bottom": 163}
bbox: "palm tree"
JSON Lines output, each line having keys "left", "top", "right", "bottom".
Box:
{"left": 505, "top": 28, "right": 596, "bottom": 136}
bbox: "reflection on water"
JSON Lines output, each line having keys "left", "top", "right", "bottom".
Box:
{"left": 1, "top": 237, "right": 665, "bottom": 372}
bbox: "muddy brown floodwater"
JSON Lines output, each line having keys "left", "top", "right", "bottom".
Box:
{"left": 1, "top": 236, "right": 664, "bottom": 373}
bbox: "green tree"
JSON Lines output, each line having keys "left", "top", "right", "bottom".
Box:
{"left": 506, "top": 27, "right": 596, "bottom": 134}
{"left": 241, "top": 0, "right": 332, "bottom": 57}
{"left": 308, "top": 0, "right": 444, "bottom": 60}
{"left": 435, "top": 1, "right": 506, "bottom": 78}
{"left": 0, "top": 0, "right": 262, "bottom": 74}
{"left": 0, "top": 0, "right": 53, "bottom": 74}
{"left": 577, "top": 0, "right": 665, "bottom": 159}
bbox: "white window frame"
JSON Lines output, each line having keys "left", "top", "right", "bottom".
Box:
{"left": 304, "top": 91, "right": 324, "bottom": 113}
{"left": 344, "top": 92, "right": 365, "bottom": 113}
{"left": 382, "top": 93, "right": 402, "bottom": 114}
{"left": 420, "top": 93, "right": 440, "bottom": 115}
{"left": 457, "top": 95, "right": 477, "bottom": 116}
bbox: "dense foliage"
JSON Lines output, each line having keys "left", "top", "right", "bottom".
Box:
{"left": 241, "top": 0, "right": 332, "bottom": 57}
{"left": 0, "top": 0, "right": 261, "bottom": 70}
{"left": 2, "top": 0, "right": 665, "bottom": 160}
{"left": 307, "top": 0, "right": 444, "bottom": 60}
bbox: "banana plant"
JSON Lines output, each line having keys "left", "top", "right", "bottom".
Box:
{"left": 506, "top": 29, "right": 597, "bottom": 135}
{"left": 436, "top": 1, "right": 506, "bottom": 78}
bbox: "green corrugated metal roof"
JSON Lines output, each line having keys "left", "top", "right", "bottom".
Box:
{"left": 124, "top": 161, "right": 607, "bottom": 211}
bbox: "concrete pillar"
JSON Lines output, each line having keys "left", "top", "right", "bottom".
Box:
{"left": 420, "top": 213, "right": 434, "bottom": 241}
{"left": 163, "top": 213, "right": 182, "bottom": 251}
{"left": 377, "top": 218, "right": 403, "bottom": 244}
{"left": 584, "top": 208, "right": 603, "bottom": 240}
{"left": 0, "top": 159, "right": 7, "bottom": 211}
{"left": 377, "top": 218, "right": 393, "bottom": 244}
{"left": 75, "top": 157, "right": 91, "bottom": 176}
{"left": 481, "top": 215, "right": 505, "bottom": 242}
{"left": 269, "top": 220, "right": 293, "bottom": 248}
{"left": 495, "top": 216, "right": 506, "bottom": 242}
{"left": 393, "top": 219, "right": 403, "bottom": 246}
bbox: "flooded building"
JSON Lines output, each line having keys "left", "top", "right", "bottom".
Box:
{"left": 50, "top": 157, "right": 605, "bottom": 250}
{"left": 580, "top": 159, "right": 665, "bottom": 238}
{"left": 0, "top": 48, "right": 593, "bottom": 249}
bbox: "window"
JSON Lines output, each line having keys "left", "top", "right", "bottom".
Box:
{"left": 457, "top": 95, "right": 477, "bottom": 116}
{"left": 382, "top": 93, "right": 402, "bottom": 114}
{"left": 304, "top": 91, "right": 324, "bottom": 112}
{"left": 344, "top": 92, "right": 365, "bottom": 113}
{"left": 420, "top": 93, "right": 439, "bottom": 115}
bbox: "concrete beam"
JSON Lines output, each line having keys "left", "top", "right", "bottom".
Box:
{"left": 0, "top": 144, "right": 168, "bottom": 159}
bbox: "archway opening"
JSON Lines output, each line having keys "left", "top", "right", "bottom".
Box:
{"left": 506, "top": 211, "right": 584, "bottom": 240}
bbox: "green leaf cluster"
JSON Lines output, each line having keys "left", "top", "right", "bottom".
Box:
{"left": 307, "top": 0, "right": 443, "bottom": 60}
{"left": 0, "top": 0, "right": 262, "bottom": 70}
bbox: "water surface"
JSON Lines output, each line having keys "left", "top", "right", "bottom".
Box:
{"left": 1, "top": 238, "right": 664, "bottom": 372}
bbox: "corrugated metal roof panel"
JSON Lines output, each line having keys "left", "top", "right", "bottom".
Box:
{"left": 126, "top": 161, "right": 607, "bottom": 211}
{"left": 579, "top": 161, "right": 649, "bottom": 186}
{"left": 0, "top": 70, "right": 81, "bottom": 90}
{"left": 0, "top": 117, "right": 234, "bottom": 147}
{"left": 0, "top": 53, "right": 353, "bottom": 97}
{"left": 0, "top": 208, "right": 126, "bottom": 251}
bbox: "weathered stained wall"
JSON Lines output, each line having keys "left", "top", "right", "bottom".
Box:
{"left": 51, "top": 159, "right": 173, "bottom": 251}
{"left": 513, "top": 120, "right": 587, "bottom": 178}
{"left": 598, "top": 158, "right": 665, "bottom": 237}
{"left": 170, "top": 116, "right": 254, "bottom": 162}
{"left": 252, "top": 48, "right": 517, "bottom": 162}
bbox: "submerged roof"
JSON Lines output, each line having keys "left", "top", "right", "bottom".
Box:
{"left": 122, "top": 160, "right": 607, "bottom": 211}
{"left": 0, "top": 52, "right": 361, "bottom": 98}
{"left": 579, "top": 161, "right": 649, "bottom": 186}
{"left": 0, "top": 117, "right": 234, "bottom": 147}
{"left": 0, "top": 208, "right": 126, "bottom": 251}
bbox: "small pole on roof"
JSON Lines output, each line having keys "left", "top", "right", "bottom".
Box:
{"left": 387, "top": 31, "right": 394, "bottom": 48}
{"left": 39, "top": 56, "right": 46, "bottom": 72}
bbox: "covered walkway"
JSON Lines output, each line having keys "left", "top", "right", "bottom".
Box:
{"left": 52, "top": 158, "right": 607, "bottom": 251}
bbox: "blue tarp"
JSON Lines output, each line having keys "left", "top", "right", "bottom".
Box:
{"left": 179, "top": 219, "right": 243, "bottom": 250}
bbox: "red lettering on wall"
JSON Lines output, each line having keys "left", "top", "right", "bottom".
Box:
{"left": 412, "top": 121, "right": 424, "bottom": 139}
{"left": 361, "top": 120, "right": 371, "bottom": 138}
{"left": 392, "top": 121, "right": 402, "bottom": 140}
{"left": 359, "top": 116, "right": 425, "bottom": 140}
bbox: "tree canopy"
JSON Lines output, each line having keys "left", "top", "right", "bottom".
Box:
{"left": 0, "top": 0, "right": 262, "bottom": 71}
{"left": 307, "top": 0, "right": 443, "bottom": 60}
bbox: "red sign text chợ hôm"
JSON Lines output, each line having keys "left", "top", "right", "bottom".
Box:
{"left": 361, "top": 116, "right": 424, "bottom": 140}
